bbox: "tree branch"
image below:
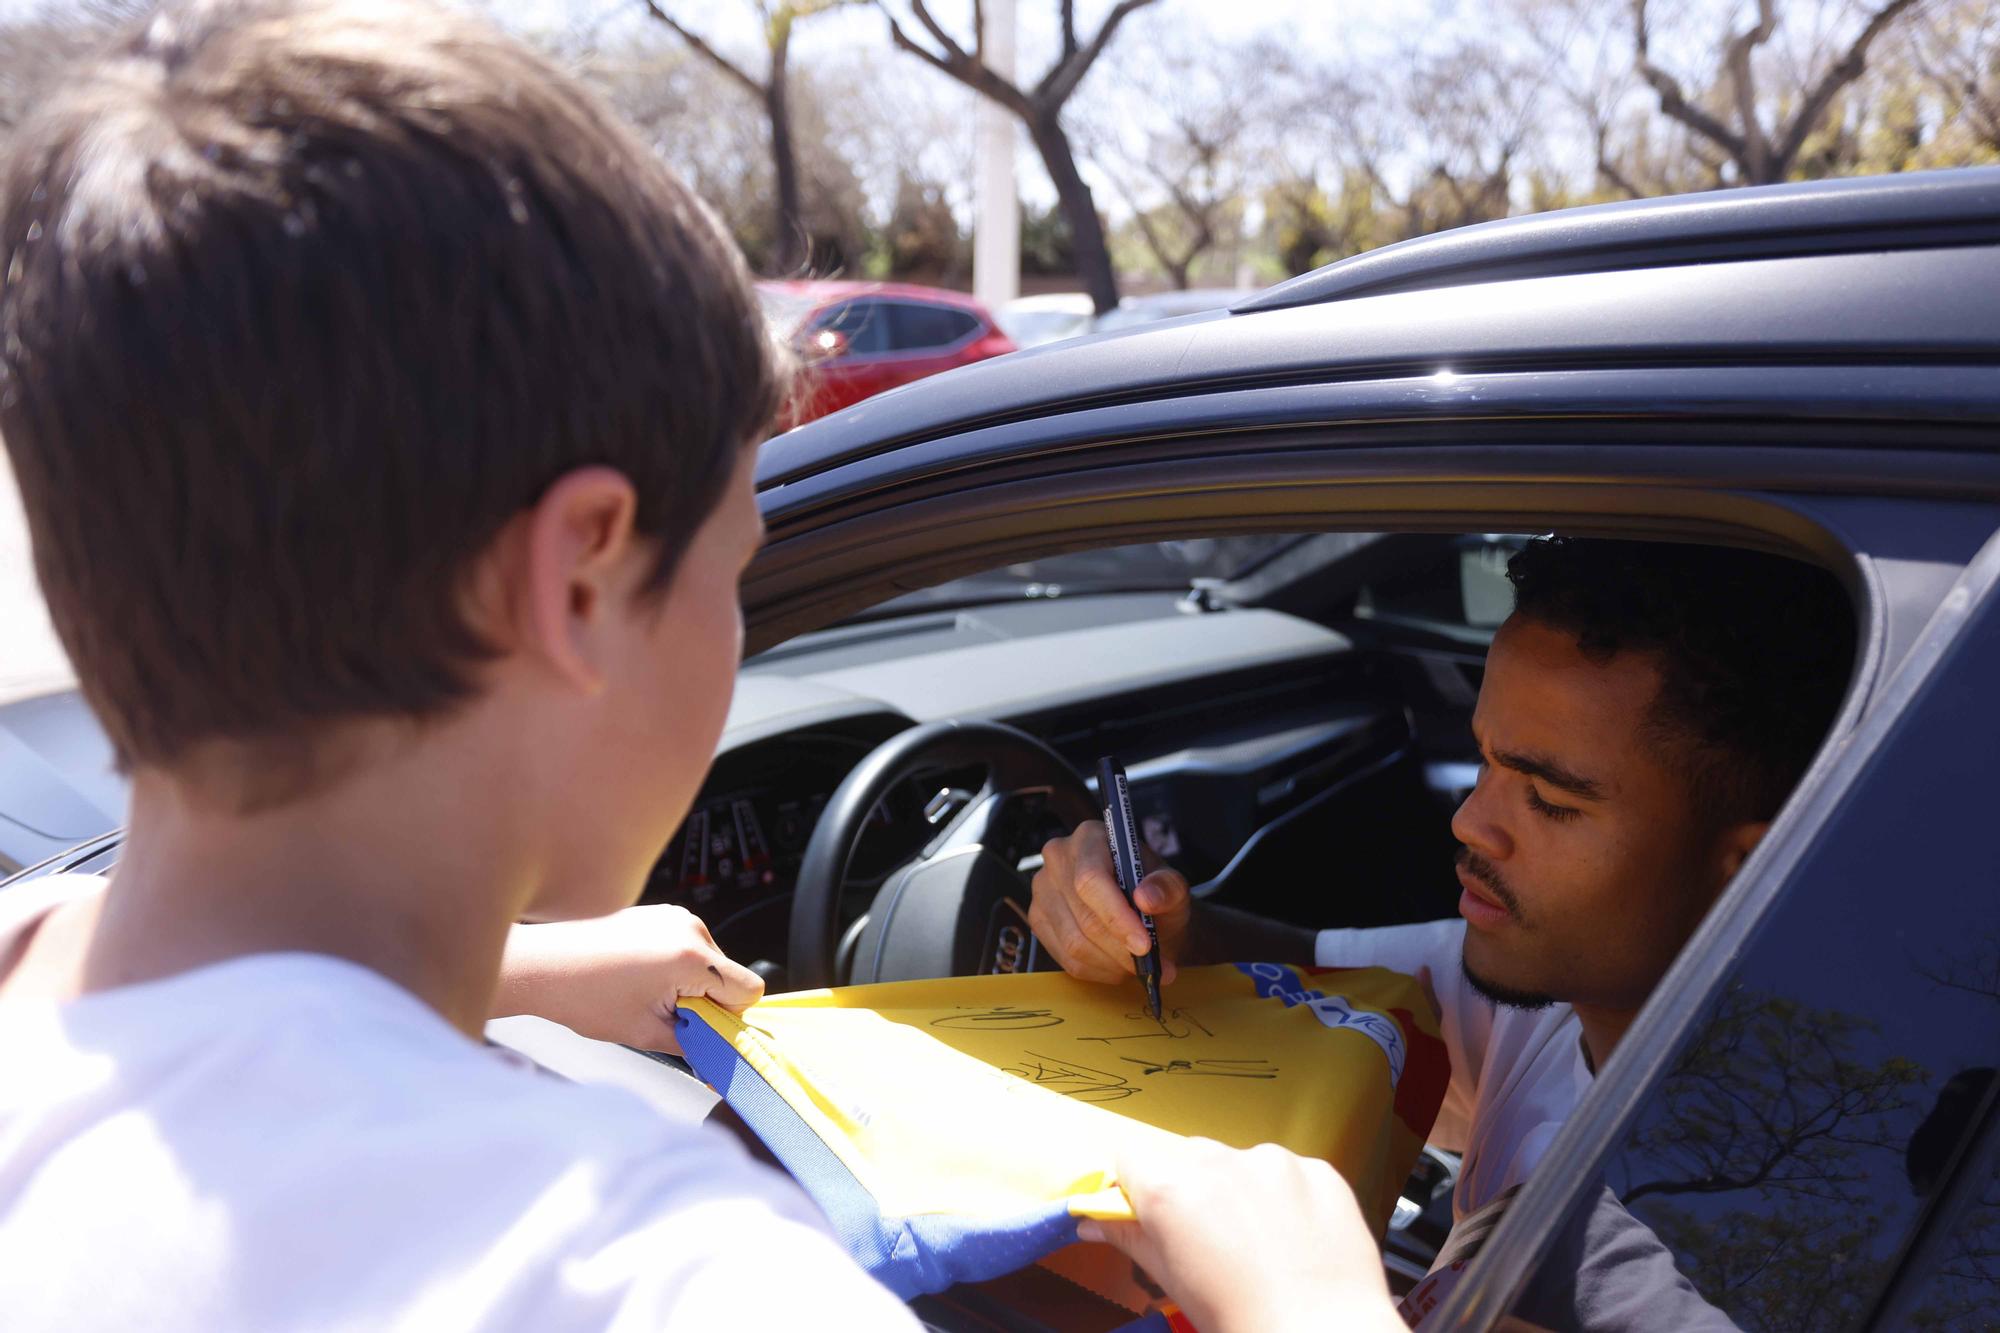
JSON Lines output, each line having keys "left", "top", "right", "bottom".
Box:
{"left": 1721, "top": 0, "right": 1780, "bottom": 175}
{"left": 879, "top": 1, "right": 1030, "bottom": 114}
{"left": 1039, "top": 0, "right": 1160, "bottom": 108}
{"left": 1437, "top": 166, "right": 1474, "bottom": 215}
{"left": 1915, "top": 968, "right": 2000, "bottom": 1005}
{"left": 1688, "top": 134, "right": 1731, "bottom": 187}
{"left": 640, "top": 2, "right": 766, "bottom": 98}
{"left": 1103, "top": 165, "right": 1180, "bottom": 275}
{"left": 906, "top": 0, "right": 972, "bottom": 65}
{"left": 1355, "top": 151, "right": 1408, "bottom": 215}
{"left": 1593, "top": 122, "right": 1643, "bottom": 198}
{"left": 1632, "top": 0, "right": 1750, "bottom": 170}
{"left": 1774, "top": 0, "right": 1924, "bottom": 169}
{"left": 879, "top": 7, "right": 960, "bottom": 79}
{"left": 1910, "top": 9, "right": 2000, "bottom": 150}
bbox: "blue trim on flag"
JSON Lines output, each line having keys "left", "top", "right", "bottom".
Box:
{"left": 676, "top": 1009, "right": 1083, "bottom": 1299}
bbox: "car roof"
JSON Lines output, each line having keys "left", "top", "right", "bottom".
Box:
{"left": 759, "top": 167, "right": 2000, "bottom": 489}
{"left": 1238, "top": 166, "right": 2000, "bottom": 309}
{"left": 758, "top": 279, "right": 993, "bottom": 314}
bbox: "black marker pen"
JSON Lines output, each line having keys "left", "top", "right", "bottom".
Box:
{"left": 1097, "top": 756, "right": 1162, "bottom": 1022}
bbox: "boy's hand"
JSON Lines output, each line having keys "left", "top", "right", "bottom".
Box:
{"left": 1029, "top": 820, "right": 1193, "bottom": 985}
{"left": 1079, "top": 1136, "right": 1405, "bottom": 1333}
{"left": 492, "top": 905, "right": 763, "bottom": 1055}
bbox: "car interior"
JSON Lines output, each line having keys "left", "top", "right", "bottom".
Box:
{"left": 4, "top": 508, "right": 1882, "bottom": 1324}
{"left": 655, "top": 532, "right": 1507, "bottom": 979}
{"left": 0, "top": 165, "right": 1989, "bottom": 1331}
{"left": 618, "top": 524, "right": 1861, "bottom": 1314}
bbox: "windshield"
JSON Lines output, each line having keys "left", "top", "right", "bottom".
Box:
{"left": 849, "top": 535, "right": 1306, "bottom": 619}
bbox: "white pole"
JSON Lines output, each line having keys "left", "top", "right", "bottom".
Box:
{"left": 973, "top": 0, "right": 1018, "bottom": 310}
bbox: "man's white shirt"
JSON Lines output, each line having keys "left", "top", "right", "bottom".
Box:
{"left": 1315, "top": 919, "right": 1593, "bottom": 1271}
{"left": 1316, "top": 918, "right": 1593, "bottom": 1224}
{"left": 0, "top": 875, "right": 918, "bottom": 1331}
{"left": 1316, "top": 920, "right": 1738, "bottom": 1332}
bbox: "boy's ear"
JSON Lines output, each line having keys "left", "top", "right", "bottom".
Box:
{"left": 502, "top": 466, "right": 642, "bottom": 695}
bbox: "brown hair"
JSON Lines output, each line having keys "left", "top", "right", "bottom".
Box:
{"left": 0, "top": 0, "right": 784, "bottom": 770}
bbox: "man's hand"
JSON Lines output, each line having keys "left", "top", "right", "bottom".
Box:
{"left": 1029, "top": 820, "right": 1193, "bottom": 985}
{"left": 1080, "top": 1137, "right": 1405, "bottom": 1333}
{"left": 492, "top": 904, "right": 763, "bottom": 1055}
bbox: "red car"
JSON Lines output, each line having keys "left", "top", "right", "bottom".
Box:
{"left": 757, "top": 281, "right": 1016, "bottom": 427}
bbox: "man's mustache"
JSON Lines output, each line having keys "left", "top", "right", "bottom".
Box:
{"left": 1457, "top": 847, "right": 1525, "bottom": 922}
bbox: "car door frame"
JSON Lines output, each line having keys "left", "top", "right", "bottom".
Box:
{"left": 743, "top": 377, "right": 2000, "bottom": 1327}
{"left": 746, "top": 361, "right": 2000, "bottom": 651}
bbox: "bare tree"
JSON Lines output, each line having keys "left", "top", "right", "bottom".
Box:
{"left": 638, "top": 2, "right": 861, "bottom": 275}
{"left": 1619, "top": 993, "right": 1924, "bottom": 1208}
{"left": 581, "top": 31, "right": 879, "bottom": 276}
{"left": 880, "top": 172, "right": 971, "bottom": 284}
{"left": 1261, "top": 170, "right": 1384, "bottom": 275}
{"left": 1352, "top": 43, "right": 1540, "bottom": 239}
{"left": 1632, "top": 0, "right": 1926, "bottom": 185}
{"left": 1614, "top": 987, "right": 1930, "bottom": 1333}
{"left": 1088, "top": 33, "right": 1259, "bottom": 289}
{"left": 1908, "top": 0, "right": 2000, "bottom": 152}
{"left": 1525, "top": 0, "right": 1646, "bottom": 197}
{"left": 1509, "top": 0, "right": 1718, "bottom": 200}
{"left": 1245, "top": 50, "right": 1387, "bottom": 273}
{"left": 811, "top": 44, "right": 979, "bottom": 269}
{"left": 1113, "top": 193, "right": 1228, "bottom": 291}
{"left": 876, "top": 0, "right": 1162, "bottom": 314}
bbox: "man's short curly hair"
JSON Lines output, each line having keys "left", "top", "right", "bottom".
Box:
{"left": 1507, "top": 538, "right": 1854, "bottom": 826}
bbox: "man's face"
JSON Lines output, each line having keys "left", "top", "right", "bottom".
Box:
{"left": 1450, "top": 615, "right": 1738, "bottom": 1014}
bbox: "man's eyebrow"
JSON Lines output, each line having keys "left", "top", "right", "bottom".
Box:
{"left": 1490, "top": 747, "right": 1608, "bottom": 801}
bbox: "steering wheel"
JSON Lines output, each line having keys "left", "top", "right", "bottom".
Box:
{"left": 788, "top": 720, "right": 1098, "bottom": 991}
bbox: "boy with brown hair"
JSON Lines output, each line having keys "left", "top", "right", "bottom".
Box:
{"left": 0, "top": 2, "right": 1403, "bottom": 1329}
{"left": 0, "top": 0, "right": 918, "bottom": 1325}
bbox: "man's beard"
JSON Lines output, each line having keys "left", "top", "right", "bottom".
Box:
{"left": 1457, "top": 847, "right": 1556, "bottom": 1011}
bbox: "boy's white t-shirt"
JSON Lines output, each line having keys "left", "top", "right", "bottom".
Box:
{"left": 0, "top": 874, "right": 918, "bottom": 1332}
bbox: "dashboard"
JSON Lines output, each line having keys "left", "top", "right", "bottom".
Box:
{"left": 639, "top": 727, "right": 988, "bottom": 971}
{"left": 641, "top": 593, "right": 1467, "bottom": 982}
{"left": 654, "top": 791, "right": 814, "bottom": 906}
{"left": 648, "top": 767, "right": 933, "bottom": 914}
{"left": 652, "top": 756, "right": 1195, "bottom": 914}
